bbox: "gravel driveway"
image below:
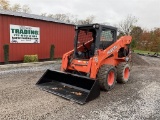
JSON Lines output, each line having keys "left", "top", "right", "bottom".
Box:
{"left": 0, "top": 55, "right": 160, "bottom": 120}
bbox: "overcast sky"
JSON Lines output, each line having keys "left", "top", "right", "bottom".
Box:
{"left": 9, "top": 0, "right": 160, "bottom": 30}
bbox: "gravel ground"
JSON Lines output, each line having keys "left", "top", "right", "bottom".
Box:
{"left": 0, "top": 55, "right": 160, "bottom": 120}
{"left": 0, "top": 62, "right": 61, "bottom": 75}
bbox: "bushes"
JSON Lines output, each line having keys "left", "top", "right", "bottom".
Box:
{"left": 131, "top": 39, "right": 136, "bottom": 49}
{"left": 24, "top": 55, "right": 38, "bottom": 63}
{"left": 50, "top": 44, "right": 55, "bottom": 60}
{"left": 3, "top": 44, "right": 9, "bottom": 64}
{"left": 2, "top": 44, "right": 55, "bottom": 63}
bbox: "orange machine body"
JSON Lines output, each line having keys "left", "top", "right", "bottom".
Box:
{"left": 61, "top": 36, "right": 132, "bottom": 79}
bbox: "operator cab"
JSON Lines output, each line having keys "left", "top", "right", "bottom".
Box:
{"left": 74, "top": 24, "right": 117, "bottom": 59}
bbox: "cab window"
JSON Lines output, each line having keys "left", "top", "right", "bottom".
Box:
{"left": 99, "top": 29, "right": 115, "bottom": 49}
{"left": 100, "top": 30, "right": 114, "bottom": 41}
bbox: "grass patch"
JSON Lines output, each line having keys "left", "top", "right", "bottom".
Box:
{"left": 133, "top": 50, "right": 160, "bottom": 55}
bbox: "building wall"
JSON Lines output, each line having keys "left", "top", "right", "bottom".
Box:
{"left": 0, "top": 14, "right": 75, "bottom": 62}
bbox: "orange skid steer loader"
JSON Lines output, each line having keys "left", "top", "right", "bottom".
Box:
{"left": 36, "top": 24, "right": 132, "bottom": 104}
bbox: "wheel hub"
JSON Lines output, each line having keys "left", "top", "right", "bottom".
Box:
{"left": 124, "top": 67, "right": 129, "bottom": 80}
{"left": 107, "top": 71, "right": 114, "bottom": 86}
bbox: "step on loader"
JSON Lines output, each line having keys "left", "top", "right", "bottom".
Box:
{"left": 36, "top": 24, "right": 132, "bottom": 104}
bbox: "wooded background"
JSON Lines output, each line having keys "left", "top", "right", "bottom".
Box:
{"left": 1, "top": 0, "right": 160, "bottom": 52}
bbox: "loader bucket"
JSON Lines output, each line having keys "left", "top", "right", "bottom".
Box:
{"left": 36, "top": 69, "right": 100, "bottom": 104}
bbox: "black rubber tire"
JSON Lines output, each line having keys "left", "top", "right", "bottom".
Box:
{"left": 97, "top": 65, "right": 117, "bottom": 91}
{"left": 117, "top": 62, "right": 130, "bottom": 84}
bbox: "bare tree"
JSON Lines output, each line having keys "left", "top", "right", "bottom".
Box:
{"left": 0, "top": 0, "right": 31, "bottom": 13}
{"left": 45, "top": 13, "right": 76, "bottom": 24}
{"left": 76, "top": 15, "right": 95, "bottom": 25}
{"left": 11, "top": 3, "right": 21, "bottom": 12}
{"left": 0, "top": 0, "right": 10, "bottom": 10}
{"left": 47, "top": 14, "right": 54, "bottom": 18}
{"left": 85, "top": 15, "right": 95, "bottom": 24}
{"left": 22, "top": 5, "right": 31, "bottom": 13}
{"left": 64, "top": 13, "right": 77, "bottom": 24}
{"left": 40, "top": 12, "right": 95, "bottom": 25}
{"left": 53, "top": 14, "right": 69, "bottom": 22}
{"left": 100, "top": 22, "right": 110, "bottom": 25}
{"left": 41, "top": 13, "right": 47, "bottom": 17}
{"left": 41, "top": 13, "right": 66, "bottom": 21}
{"left": 118, "top": 15, "right": 138, "bottom": 35}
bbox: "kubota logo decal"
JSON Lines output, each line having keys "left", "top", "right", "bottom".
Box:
{"left": 107, "top": 46, "right": 117, "bottom": 54}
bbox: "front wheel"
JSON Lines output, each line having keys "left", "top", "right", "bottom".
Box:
{"left": 97, "top": 65, "right": 117, "bottom": 91}
{"left": 117, "top": 62, "right": 130, "bottom": 84}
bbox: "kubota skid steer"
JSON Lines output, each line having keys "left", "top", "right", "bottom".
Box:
{"left": 36, "top": 24, "right": 132, "bottom": 104}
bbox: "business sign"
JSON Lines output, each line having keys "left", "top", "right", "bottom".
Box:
{"left": 10, "top": 25, "right": 40, "bottom": 43}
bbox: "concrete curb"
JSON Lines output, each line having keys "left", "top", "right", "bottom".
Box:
{"left": 0, "top": 60, "right": 61, "bottom": 71}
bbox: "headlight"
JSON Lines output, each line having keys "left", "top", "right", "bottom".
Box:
{"left": 93, "top": 24, "right": 99, "bottom": 29}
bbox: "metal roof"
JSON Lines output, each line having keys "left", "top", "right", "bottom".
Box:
{"left": 0, "top": 9, "right": 74, "bottom": 26}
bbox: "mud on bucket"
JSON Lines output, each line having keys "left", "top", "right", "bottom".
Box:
{"left": 36, "top": 69, "right": 100, "bottom": 104}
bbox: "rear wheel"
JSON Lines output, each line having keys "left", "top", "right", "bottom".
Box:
{"left": 97, "top": 65, "right": 117, "bottom": 91}
{"left": 117, "top": 62, "right": 130, "bottom": 84}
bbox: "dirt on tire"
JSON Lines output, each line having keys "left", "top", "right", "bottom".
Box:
{"left": 117, "top": 62, "right": 130, "bottom": 83}
{"left": 97, "top": 65, "right": 116, "bottom": 91}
